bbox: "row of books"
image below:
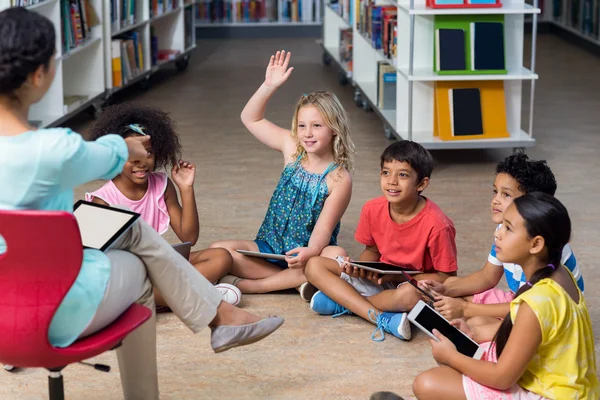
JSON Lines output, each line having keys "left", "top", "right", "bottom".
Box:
{"left": 60, "top": 0, "right": 101, "bottom": 54}
{"left": 434, "top": 16, "right": 506, "bottom": 74}
{"left": 195, "top": 0, "right": 322, "bottom": 22}
{"left": 552, "top": 0, "right": 600, "bottom": 39}
{"left": 111, "top": 32, "right": 145, "bottom": 87}
{"left": 356, "top": 1, "right": 397, "bottom": 59}
{"left": 109, "top": 0, "right": 185, "bottom": 31}
{"left": 10, "top": 0, "right": 49, "bottom": 5}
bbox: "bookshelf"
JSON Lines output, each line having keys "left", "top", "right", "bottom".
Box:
{"left": 103, "top": 0, "right": 195, "bottom": 96}
{"left": 0, "top": 0, "right": 196, "bottom": 128}
{"left": 322, "top": 2, "right": 353, "bottom": 84}
{"left": 541, "top": 0, "right": 600, "bottom": 48}
{"left": 0, "top": 0, "right": 106, "bottom": 128}
{"left": 322, "top": 0, "right": 541, "bottom": 151}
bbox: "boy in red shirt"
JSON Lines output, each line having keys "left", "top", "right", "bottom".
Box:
{"left": 305, "top": 140, "right": 458, "bottom": 341}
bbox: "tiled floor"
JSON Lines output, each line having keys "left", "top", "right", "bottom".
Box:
{"left": 1, "top": 33, "right": 599, "bottom": 399}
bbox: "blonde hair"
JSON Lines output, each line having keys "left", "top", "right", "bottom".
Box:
{"left": 290, "top": 91, "right": 356, "bottom": 174}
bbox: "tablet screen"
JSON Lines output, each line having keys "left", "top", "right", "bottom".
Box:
{"left": 414, "top": 304, "right": 480, "bottom": 358}
{"left": 73, "top": 201, "right": 139, "bottom": 251}
{"left": 350, "top": 261, "right": 415, "bottom": 273}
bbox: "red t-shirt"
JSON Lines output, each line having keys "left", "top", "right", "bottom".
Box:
{"left": 354, "top": 196, "right": 458, "bottom": 274}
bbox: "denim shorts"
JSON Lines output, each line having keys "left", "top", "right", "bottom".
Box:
{"left": 254, "top": 240, "right": 288, "bottom": 269}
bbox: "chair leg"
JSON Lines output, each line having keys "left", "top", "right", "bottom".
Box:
{"left": 48, "top": 368, "right": 65, "bottom": 400}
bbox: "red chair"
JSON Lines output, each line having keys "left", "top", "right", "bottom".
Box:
{"left": 0, "top": 210, "right": 152, "bottom": 400}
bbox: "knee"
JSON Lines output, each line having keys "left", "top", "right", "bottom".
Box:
{"left": 412, "top": 370, "right": 437, "bottom": 399}
{"left": 320, "top": 245, "right": 346, "bottom": 259}
{"left": 209, "top": 241, "right": 233, "bottom": 253}
{"left": 305, "top": 256, "right": 327, "bottom": 281}
{"left": 396, "top": 284, "right": 421, "bottom": 309}
{"left": 213, "top": 247, "right": 233, "bottom": 266}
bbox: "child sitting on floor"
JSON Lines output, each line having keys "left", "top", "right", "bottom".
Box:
{"left": 305, "top": 140, "right": 458, "bottom": 341}
{"left": 413, "top": 192, "right": 598, "bottom": 400}
{"left": 419, "top": 153, "right": 585, "bottom": 321}
{"left": 209, "top": 50, "right": 355, "bottom": 301}
{"left": 85, "top": 103, "right": 237, "bottom": 308}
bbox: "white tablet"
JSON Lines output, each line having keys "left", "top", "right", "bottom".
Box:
{"left": 408, "top": 300, "right": 485, "bottom": 360}
{"left": 73, "top": 200, "right": 140, "bottom": 252}
{"left": 236, "top": 249, "right": 287, "bottom": 261}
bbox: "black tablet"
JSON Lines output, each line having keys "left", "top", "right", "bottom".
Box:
{"left": 73, "top": 200, "right": 140, "bottom": 252}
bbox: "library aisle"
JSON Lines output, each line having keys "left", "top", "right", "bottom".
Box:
{"left": 1, "top": 35, "right": 599, "bottom": 399}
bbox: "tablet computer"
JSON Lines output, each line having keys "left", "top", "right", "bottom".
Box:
{"left": 400, "top": 271, "right": 437, "bottom": 303}
{"left": 173, "top": 242, "right": 192, "bottom": 259}
{"left": 335, "top": 257, "right": 420, "bottom": 275}
{"left": 408, "top": 300, "right": 484, "bottom": 360}
{"left": 236, "top": 249, "right": 287, "bottom": 261}
{"left": 73, "top": 200, "right": 140, "bottom": 252}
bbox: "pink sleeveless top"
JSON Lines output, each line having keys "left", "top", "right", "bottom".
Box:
{"left": 85, "top": 172, "right": 170, "bottom": 235}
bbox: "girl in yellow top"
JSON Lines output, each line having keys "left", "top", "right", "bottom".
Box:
{"left": 413, "top": 191, "right": 599, "bottom": 400}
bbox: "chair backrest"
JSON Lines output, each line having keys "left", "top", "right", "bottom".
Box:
{"left": 0, "top": 210, "right": 83, "bottom": 364}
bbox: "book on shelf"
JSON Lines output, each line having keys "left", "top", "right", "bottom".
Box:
{"left": 377, "top": 61, "right": 396, "bottom": 110}
{"left": 150, "top": 0, "right": 180, "bottom": 18}
{"left": 60, "top": 0, "right": 100, "bottom": 55}
{"left": 184, "top": 4, "right": 194, "bottom": 49}
{"left": 196, "top": 0, "right": 321, "bottom": 23}
{"left": 112, "top": 30, "right": 145, "bottom": 86}
{"left": 434, "top": 80, "right": 509, "bottom": 141}
{"left": 64, "top": 94, "right": 89, "bottom": 114}
{"left": 356, "top": 0, "right": 396, "bottom": 57}
{"left": 434, "top": 15, "right": 506, "bottom": 75}
{"left": 339, "top": 27, "right": 353, "bottom": 71}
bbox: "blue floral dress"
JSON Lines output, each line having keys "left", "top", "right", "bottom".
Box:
{"left": 256, "top": 155, "right": 340, "bottom": 255}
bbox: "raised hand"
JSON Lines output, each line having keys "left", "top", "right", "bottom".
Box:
{"left": 171, "top": 160, "right": 196, "bottom": 188}
{"left": 264, "top": 50, "right": 294, "bottom": 88}
{"left": 125, "top": 135, "right": 151, "bottom": 161}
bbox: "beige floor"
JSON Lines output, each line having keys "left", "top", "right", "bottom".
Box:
{"left": 2, "top": 34, "right": 600, "bottom": 399}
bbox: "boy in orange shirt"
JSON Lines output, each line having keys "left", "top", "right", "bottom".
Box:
{"left": 305, "top": 140, "right": 458, "bottom": 341}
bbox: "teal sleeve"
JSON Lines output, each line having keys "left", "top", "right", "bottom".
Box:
{"left": 40, "top": 129, "right": 129, "bottom": 190}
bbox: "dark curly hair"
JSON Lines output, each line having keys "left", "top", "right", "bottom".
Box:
{"left": 0, "top": 7, "right": 55, "bottom": 95}
{"left": 496, "top": 153, "right": 557, "bottom": 196}
{"left": 88, "top": 103, "right": 182, "bottom": 170}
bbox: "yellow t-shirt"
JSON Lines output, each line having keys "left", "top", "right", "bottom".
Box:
{"left": 510, "top": 275, "right": 599, "bottom": 399}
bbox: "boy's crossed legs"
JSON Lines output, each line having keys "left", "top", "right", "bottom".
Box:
{"left": 305, "top": 252, "right": 422, "bottom": 341}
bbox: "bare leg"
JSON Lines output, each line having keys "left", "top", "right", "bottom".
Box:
{"left": 367, "top": 283, "right": 421, "bottom": 313}
{"left": 154, "top": 248, "right": 233, "bottom": 308}
{"left": 210, "top": 239, "right": 300, "bottom": 293}
{"left": 412, "top": 366, "right": 467, "bottom": 400}
{"left": 305, "top": 255, "right": 381, "bottom": 322}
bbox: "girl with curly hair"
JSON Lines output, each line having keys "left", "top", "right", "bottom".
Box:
{"left": 210, "top": 50, "right": 355, "bottom": 301}
{"left": 85, "top": 103, "right": 239, "bottom": 308}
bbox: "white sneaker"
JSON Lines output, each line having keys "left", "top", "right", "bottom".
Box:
{"left": 215, "top": 283, "right": 242, "bottom": 306}
{"left": 3, "top": 365, "right": 14, "bottom": 371}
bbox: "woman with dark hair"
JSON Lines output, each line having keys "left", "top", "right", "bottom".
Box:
{"left": 0, "top": 7, "right": 283, "bottom": 399}
{"left": 412, "top": 192, "right": 598, "bottom": 400}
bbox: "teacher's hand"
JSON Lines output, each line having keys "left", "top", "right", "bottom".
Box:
{"left": 125, "top": 135, "right": 152, "bottom": 161}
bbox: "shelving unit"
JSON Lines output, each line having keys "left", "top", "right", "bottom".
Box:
{"left": 0, "top": 0, "right": 196, "bottom": 128}
{"left": 104, "top": 0, "right": 195, "bottom": 97}
{"left": 322, "top": 0, "right": 541, "bottom": 151}
{"left": 321, "top": 3, "right": 352, "bottom": 84}
{"left": 541, "top": 0, "right": 600, "bottom": 48}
